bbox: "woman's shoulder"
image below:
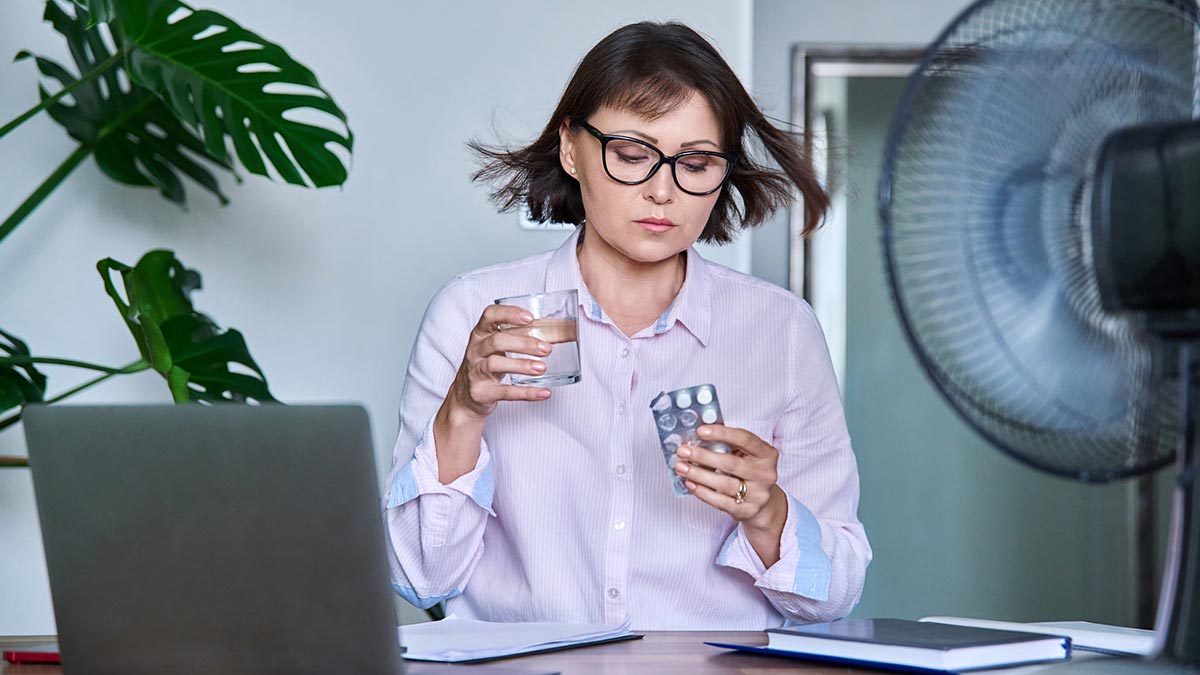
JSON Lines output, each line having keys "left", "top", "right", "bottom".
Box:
{"left": 702, "top": 257, "right": 817, "bottom": 323}
{"left": 429, "top": 247, "right": 560, "bottom": 307}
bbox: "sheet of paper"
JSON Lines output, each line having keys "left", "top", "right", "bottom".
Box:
{"left": 399, "top": 616, "right": 632, "bottom": 662}
{"left": 920, "top": 616, "right": 1155, "bottom": 655}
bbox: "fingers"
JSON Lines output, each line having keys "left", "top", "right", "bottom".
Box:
{"left": 463, "top": 372, "right": 552, "bottom": 407}
{"left": 475, "top": 330, "right": 552, "bottom": 362}
{"left": 469, "top": 307, "right": 553, "bottom": 362}
{"left": 696, "top": 424, "right": 776, "bottom": 460}
{"left": 672, "top": 424, "right": 780, "bottom": 519}
{"left": 676, "top": 443, "right": 739, "bottom": 474}
{"left": 452, "top": 304, "right": 556, "bottom": 415}
{"left": 474, "top": 303, "right": 534, "bottom": 338}
{"left": 674, "top": 459, "right": 745, "bottom": 499}
{"left": 476, "top": 354, "right": 548, "bottom": 381}
{"left": 493, "top": 384, "right": 553, "bottom": 402}
{"left": 676, "top": 442, "right": 777, "bottom": 485}
{"left": 688, "top": 480, "right": 748, "bottom": 513}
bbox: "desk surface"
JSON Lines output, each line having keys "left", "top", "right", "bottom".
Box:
{"left": 0, "top": 630, "right": 1092, "bottom": 674}
{"left": 0, "top": 631, "right": 849, "bottom": 674}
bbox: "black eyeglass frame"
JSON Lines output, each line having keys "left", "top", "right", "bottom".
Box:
{"left": 577, "top": 121, "right": 736, "bottom": 196}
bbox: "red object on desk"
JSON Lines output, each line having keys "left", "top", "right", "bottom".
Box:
{"left": 2, "top": 646, "right": 60, "bottom": 665}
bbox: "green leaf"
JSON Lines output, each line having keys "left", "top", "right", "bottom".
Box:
{"left": 113, "top": 0, "right": 353, "bottom": 188}
{"left": 98, "top": 250, "right": 277, "bottom": 404}
{"left": 71, "top": 0, "right": 116, "bottom": 26}
{"left": 0, "top": 328, "right": 47, "bottom": 416}
{"left": 20, "top": 1, "right": 233, "bottom": 207}
{"left": 161, "top": 315, "right": 274, "bottom": 403}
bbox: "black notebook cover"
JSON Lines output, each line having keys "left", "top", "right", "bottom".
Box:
{"left": 771, "top": 617, "right": 1066, "bottom": 648}
{"left": 707, "top": 618, "right": 1071, "bottom": 674}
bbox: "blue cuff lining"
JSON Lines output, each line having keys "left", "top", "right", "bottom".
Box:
{"left": 472, "top": 458, "right": 496, "bottom": 515}
{"left": 789, "top": 496, "right": 831, "bottom": 601}
{"left": 386, "top": 461, "right": 419, "bottom": 509}
{"left": 392, "top": 583, "right": 461, "bottom": 610}
{"left": 715, "top": 527, "right": 740, "bottom": 566}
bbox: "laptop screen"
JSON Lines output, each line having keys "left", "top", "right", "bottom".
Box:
{"left": 23, "top": 404, "right": 404, "bottom": 675}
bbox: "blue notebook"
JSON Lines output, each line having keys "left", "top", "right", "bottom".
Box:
{"left": 707, "top": 618, "right": 1071, "bottom": 674}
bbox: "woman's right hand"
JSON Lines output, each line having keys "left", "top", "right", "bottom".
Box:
{"left": 445, "top": 304, "right": 554, "bottom": 421}
{"left": 433, "top": 304, "right": 553, "bottom": 484}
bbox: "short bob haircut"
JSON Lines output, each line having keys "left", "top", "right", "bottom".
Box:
{"left": 470, "top": 21, "right": 830, "bottom": 245}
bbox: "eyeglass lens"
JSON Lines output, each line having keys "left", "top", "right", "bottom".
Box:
{"left": 603, "top": 138, "right": 729, "bottom": 194}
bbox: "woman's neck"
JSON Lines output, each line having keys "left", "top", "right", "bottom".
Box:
{"left": 576, "top": 227, "right": 686, "bottom": 337}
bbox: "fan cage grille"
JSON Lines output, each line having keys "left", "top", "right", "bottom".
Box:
{"left": 880, "top": 0, "right": 1198, "bottom": 480}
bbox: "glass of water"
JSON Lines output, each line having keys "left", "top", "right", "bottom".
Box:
{"left": 493, "top": 289, "right": 581, "bottom": 386}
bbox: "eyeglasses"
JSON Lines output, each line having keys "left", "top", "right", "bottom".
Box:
{"left": 577, "top": 121, "right": 735, "bottom": 196}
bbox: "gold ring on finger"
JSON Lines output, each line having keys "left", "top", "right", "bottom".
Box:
{"left": 734, "top": 479, "right": 748, "bottom": 504}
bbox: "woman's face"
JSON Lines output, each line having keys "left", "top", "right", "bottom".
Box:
{"left": 559, "top": 90, "right": 725, "bottom": 266}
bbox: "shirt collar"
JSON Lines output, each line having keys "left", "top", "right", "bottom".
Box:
{"left": 544, "top": 226, "right": 712, "bottom": 346}
{"left": 670, "top": 245, "right": 713, "bottom": 346}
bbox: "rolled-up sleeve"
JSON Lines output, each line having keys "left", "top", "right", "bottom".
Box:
{"left": 716, "top": 301, "right": 871, "bottom": 623}
{"left": 382, "top": 277, "right": 494, "bottom": 609}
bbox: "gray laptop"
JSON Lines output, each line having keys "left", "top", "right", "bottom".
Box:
{"left": 22, "top": 404, "right": 406, "bottom": 675}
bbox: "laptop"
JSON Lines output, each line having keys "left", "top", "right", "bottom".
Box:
{"left": 22, "top": 404, "right": 406, "bottom": 675}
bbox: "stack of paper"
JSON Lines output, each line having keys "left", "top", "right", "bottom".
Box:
{"left": 399, "top": 617, "right": 634, "bottom": 663}
{"left": 920, "top": 616, "right": 1156, "bottom": 656}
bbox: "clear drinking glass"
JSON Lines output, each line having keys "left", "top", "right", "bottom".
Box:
{"left": 493, "top": 289, "right": 581, "bottom": 386}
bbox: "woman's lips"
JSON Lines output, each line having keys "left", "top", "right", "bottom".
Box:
{"left": 637, "top": 218, "right": 674, "bottom": 233}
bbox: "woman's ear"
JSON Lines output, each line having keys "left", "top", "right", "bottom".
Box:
{"left": 559, "top": 119, "right": 578, "bottom": 178}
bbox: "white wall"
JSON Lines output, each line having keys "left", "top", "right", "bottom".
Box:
{"left": 750, "top": 0, "right": 974, "bottom": 286}
{"left": 0, "top": 0, "right": 752, "bottom": 634}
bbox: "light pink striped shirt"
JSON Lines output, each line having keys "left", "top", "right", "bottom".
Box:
{"left": 383, "top": 227, "right": 870, "bottom": 630}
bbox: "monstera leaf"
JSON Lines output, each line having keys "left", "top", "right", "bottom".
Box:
{"left": 18, "top": 0, "right": 233, "bottom": 207}
{"left": 0, "top": 329, "right": 45, "bottom": 463}
{"left": 113, "top": 0, "right": 353, "bottom": 187}
{"left": 71, "top": 0, "right": 118, "bottom": 28}
{"left": 2, "top": 0, "right": 353, "bottom": 244}
{"left": 98, "top": 250, "right": 276, "bottom": 404}
{"left": 0, "top": 328, "right": 47, "bottom": 414}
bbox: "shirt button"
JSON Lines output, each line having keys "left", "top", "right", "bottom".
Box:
{"left": 614, "top": 520, "right": 626, "bottom": 531}
{"left": 620, "top": 347, "right": 629, "bottom": 358}
{"left": 615, "top": 464, "right": 627, "bottom": 475}
{"left": 608, "top": 587, "right": 620, "bottom": 599}
{"left": 617, "top": 404, "right": 626, "bottom": 415}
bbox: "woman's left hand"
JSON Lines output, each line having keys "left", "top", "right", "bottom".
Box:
{"left": 673, "top": 424, "right": 788, "bottom": 545}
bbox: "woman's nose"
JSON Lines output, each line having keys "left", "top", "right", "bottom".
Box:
{"left": 642, "top": 163, "right": 676, "bottom": 204}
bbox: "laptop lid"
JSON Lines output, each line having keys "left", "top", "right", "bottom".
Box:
{"left": 22, "top": 404, "right": 405, "bottom": 675}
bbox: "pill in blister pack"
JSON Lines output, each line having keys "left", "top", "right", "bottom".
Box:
{"left": 649, "top": 384, "right": 726, "bottom": 496}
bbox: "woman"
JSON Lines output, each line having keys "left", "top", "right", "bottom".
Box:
{"left": 383, "top": 21, "right": 870, "bottom": 630}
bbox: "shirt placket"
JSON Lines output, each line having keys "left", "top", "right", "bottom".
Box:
{"left": 603, "top": 335, "right": 636, "bottom": 625}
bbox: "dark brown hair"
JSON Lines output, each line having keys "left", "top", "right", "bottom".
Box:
{"left": 469, "top": 21, "right": 829, "bottom": 244}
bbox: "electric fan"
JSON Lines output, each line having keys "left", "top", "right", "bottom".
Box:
{"left": 879, "top": 0, "right": 1199, "bottom": 672}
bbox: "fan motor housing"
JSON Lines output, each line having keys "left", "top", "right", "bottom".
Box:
{"left": 1092, "top": 119, "right": 1200, "bottom": 333}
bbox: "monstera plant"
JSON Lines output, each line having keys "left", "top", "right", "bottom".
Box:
{"left": 0, "top": 0, "right": 354, "bottom": 465}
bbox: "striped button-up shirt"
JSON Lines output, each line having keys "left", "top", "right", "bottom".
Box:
{"left": 384, "top": 227, "right": 870, "bottom": 630}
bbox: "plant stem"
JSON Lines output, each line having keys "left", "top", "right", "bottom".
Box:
{"left": 0, "top": 52, "right": 123, "bottom": 143}
{"left": 0, "top": 415, "right": 23, "bottom": 433}
{"left": 0, "top": 144, "right": 93, "bottom": 246}
{"left": 44, "top": 359, "right": 150, "bottom": 403}
{"left": 0, "top": 355, "right": 139, "bottom": 374}
{"left": 0, "top": 359, "right": 149, "bottom": 435}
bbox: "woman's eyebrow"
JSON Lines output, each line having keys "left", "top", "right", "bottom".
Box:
{"left": 611, "top": 129, "right": 657, "bottom": 142}
{"left": 610, "top": 129, "right": 720, "bottom": 149}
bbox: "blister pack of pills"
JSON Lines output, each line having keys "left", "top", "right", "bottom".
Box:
{"left": 649, "top": 384, "right": 730, "bottom": 496}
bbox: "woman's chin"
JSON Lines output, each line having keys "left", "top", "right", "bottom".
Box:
{"left": 620, "top": 240, "right": 686, "bottom": 265}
